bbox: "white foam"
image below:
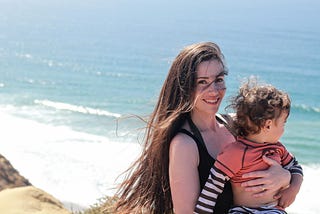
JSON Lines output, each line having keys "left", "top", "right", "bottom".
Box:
{"left": 0, "top": 111, "right": 140, "bottom": 208}
{"left": 286, "top": 165, "right": 320, "bottom": 214}
{"left": 293, "top": 104, "right": 320, "bottom": 113}
{"left": 34, "top": 99, "right": 121, "bottom": 118}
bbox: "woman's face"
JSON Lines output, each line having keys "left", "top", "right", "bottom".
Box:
{"left": 193, "top": 60, "right": 226, "bottom": 115}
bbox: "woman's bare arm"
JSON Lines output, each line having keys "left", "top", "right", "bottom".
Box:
{"left": 169, "top": 134, "right": 200, "bottom": 214}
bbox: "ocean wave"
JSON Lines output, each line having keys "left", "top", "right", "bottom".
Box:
{"left": 292, "top": 104, "right": 320, "bottom": 113}
{"left": 34, "top": 99, "right": 121, "bottom": 118}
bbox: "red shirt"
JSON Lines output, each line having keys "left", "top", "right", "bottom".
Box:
{"left": 215, "top": 136, "right": 294, "bottom": 183}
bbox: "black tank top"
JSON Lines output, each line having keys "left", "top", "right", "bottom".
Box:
{"left": 179, "top": 115, "right": 233, "bottom": 213}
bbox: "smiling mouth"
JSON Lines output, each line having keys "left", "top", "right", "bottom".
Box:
{"left": 204, "top": 98, "right": 220, "bottom": 104}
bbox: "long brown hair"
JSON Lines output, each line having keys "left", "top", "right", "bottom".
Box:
{"left": 112, "top": 42, "right": 227, "bottom": 214}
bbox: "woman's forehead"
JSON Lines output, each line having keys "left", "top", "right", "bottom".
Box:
{"left": 196, "top": 60, "right": 224, "bottom": 77}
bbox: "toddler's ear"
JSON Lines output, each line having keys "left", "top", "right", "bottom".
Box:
{"left": 263, "top": 119, "right": 273, "bottom": 131}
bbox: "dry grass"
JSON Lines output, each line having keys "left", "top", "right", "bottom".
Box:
{"left": 73, "top": 196, "right": 117, "bottom": 214}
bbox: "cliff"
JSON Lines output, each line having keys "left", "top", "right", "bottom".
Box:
{"left": 0, "top": 153, "right": 71, "bottom": 214}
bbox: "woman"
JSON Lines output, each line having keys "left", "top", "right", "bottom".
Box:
{"left": 114, "top": 42, "right": 292, "bottom": 214}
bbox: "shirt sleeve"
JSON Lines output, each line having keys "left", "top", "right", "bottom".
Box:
{"left": 194, "top": 143, "right": 243, "bottom": 214}
{"left": 214, "top": 142, "right": 244, "bottom": 178}
{"left": 194, "top": 166, "right": 228, "bottom": 214}
{"left": 280, "top": 143, "right": 303, "bottom": 176}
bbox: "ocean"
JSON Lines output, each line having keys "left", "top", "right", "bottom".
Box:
{"left": 0, "top": 0, "right": 319, "bottom": 213}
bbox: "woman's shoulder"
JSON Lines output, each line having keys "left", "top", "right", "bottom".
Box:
{"left": 170, "top": 132, "right": 200, "bottom": 164}
{"left": 171, "top": 132, "right": 199, "bottom": 152}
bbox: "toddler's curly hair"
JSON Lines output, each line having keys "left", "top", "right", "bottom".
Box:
{"left": 229, "top": 78, "right": 291, "bottom": 137}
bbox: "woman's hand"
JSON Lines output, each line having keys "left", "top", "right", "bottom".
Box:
{"left": 278, "top": 173, "right": 303, "bottom": 208}
{"left": 240, "top": 155, "right": 291, "bottom": 198}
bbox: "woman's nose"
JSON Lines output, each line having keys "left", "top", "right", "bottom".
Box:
{"left": 207, "top": 83, "right": 219, "bottom": 93}
{"left": 208, "top": 81, "right": 219, "bottom": 91}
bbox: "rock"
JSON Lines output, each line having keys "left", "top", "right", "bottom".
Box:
{"left": 0, "top": 154, "right": 31, "bottom": 190}
{"left": 0, "top": 154, "right": 71, "bottom": 213}
{"left": 0, "top": 186, "right": 71, "bottom": 214}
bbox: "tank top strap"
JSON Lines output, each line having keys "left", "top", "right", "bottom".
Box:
{"left": 178, "top": 128, "right": 209, "bottom": 159}
{"left": 186, "top": 116, "right": 209, "bottom": 153}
